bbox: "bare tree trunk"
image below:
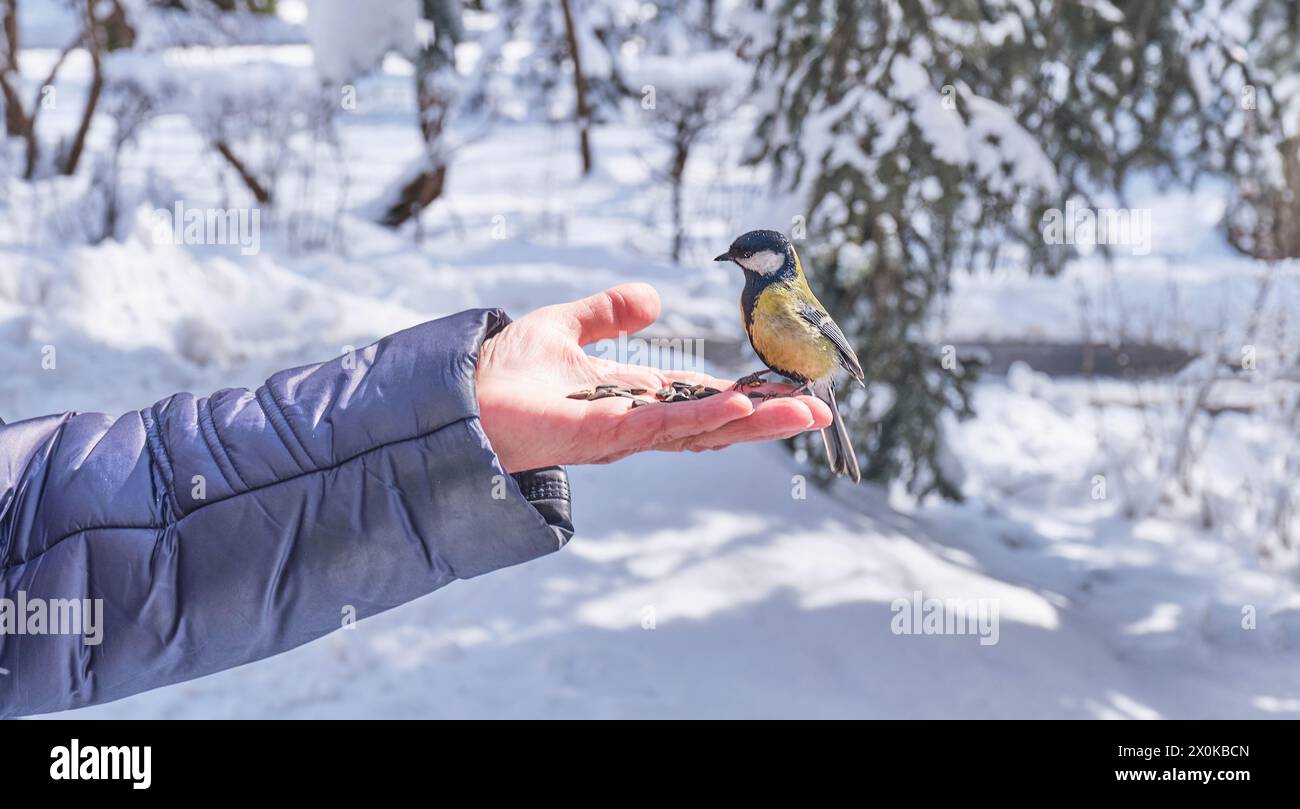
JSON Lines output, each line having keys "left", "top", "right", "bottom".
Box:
{"left": 669, "top": 135, "right": 689, "bottom": 262}
{"left": 214, "top": 140, "right": 272, "bottom": 203}
{"left": 1275, "top": 135, "right": 1300, "bottom": 258}
{"left": 373, "top": 0, "right": 461, "bottom": 229}
{"left": 559, "top": 0, "right": 593, "bottom": 175}
{"left": 379, "top": 161, "right": 447, "bottom": 229}
{"left": 20, "top": 38, "right": 76, "bottom": 179}
{"left": 1, "top": 0, "right": 28, "bottom": 143}
{"left": 1, "top": 0, "right": 119, "bottom": 179}
{"left": 379, "top": 74, "right": 452, "bottom": 228}
{"left": 100, "top": 0, "right": 135, "bottom": 51}
{"left": 1228, "top": 135, "right": 1300, "bottom": 261}
{"left": 1, "top": 0, "right": 20, "bottom": 135}
{"left": 61, "top": 0, "right": 103, "bottom": 176}
{"left": 0, "top": 70, "right": 33, "bottom": 173}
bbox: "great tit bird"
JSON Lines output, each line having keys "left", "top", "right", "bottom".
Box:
{"left": 715, "top": 229, "right": 864, "bottom": 483}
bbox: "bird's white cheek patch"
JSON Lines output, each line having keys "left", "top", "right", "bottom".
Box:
{"left": 739, "top": 250, "right": 785, "bottom": 275}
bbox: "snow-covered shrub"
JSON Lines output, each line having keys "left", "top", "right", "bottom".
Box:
{"left": 632, "top": 0, "right": 747, "bottom": 262}
{"left": 105, "top": 48, "right": 338, "bottom": 211}
{"left": 0, "top": 0, "right": 130, "bottom": 180}
{"left": 635, "top": 49, "right": 746, "bottom": 261}
{"left": 496, "top": 0, "right": 652, "bottom": 175}
{"left": 499, "top": 0, "right": 636, "bottom": 118}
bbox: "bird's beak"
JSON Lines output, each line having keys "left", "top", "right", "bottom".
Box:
{"left": 714, "top": 251, "right": 733, "bottom": 263}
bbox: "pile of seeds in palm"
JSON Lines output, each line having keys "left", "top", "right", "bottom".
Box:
{"left": 567, "top": 381, "right": 727, "bottom": 408}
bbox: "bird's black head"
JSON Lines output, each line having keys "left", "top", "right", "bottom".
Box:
{"left": 714, "top": 229, "right": 793, "bottom": 276}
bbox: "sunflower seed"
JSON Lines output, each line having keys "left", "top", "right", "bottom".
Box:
{"left": 573, "top": 381, "right": 730, "bottom": 406}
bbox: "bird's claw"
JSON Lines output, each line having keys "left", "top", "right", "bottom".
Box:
{"left": 730, "top": 371, "right": 770, "bottom": 391}
{"left": 746, "top": 388, "right": 807, "bottom": 402}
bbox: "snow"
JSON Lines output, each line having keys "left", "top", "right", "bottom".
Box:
{"left": 890, "top": 56, "right": 970, "bottom": 166}
{"left": 1082, "top": 0, "right": 1126, "bottom": 24}
{"left": 304, "top": 0, "right": 419, "bottom": 84}
{"left": 43, "top": 434, "right": 1300, "bottom": 718}
{"left": 3, "top": 30, "right": 1299, "bottom": 718}
{"left": 633, "top": 50, "right": 748, "bottom": 96}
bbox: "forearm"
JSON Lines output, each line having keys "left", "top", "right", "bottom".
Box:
{"left": 0, "top": 309, "right": 572, "bottom": 717}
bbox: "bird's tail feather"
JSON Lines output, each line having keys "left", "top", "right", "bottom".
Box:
{"left": 813, "top": 379, "right": 860, "bottom": 484}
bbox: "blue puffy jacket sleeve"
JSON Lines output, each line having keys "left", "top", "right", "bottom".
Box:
{"left": 0, "top": 308, "right": 573, "bottom": 717}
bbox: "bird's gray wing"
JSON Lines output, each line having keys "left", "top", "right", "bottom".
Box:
{"left": 800, "top": 304, "right": 864, "bottom": 384}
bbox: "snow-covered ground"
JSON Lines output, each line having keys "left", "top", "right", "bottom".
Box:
{"left": 4, "top": 38, "right": 1300, "bottom": 718}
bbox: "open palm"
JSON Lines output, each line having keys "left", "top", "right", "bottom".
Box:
{"left": 477, "top": 283, "right": 832, "bottom": 473}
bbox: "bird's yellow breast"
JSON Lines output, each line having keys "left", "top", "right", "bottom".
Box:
{"left": 747, "top": 282, "right": 838, "bottom": 381}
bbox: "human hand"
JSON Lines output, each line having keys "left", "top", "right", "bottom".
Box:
{"left": 476, "top": 283, "right": 833, "bottom": 473}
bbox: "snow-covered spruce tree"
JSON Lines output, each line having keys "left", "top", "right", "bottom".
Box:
{"left": 745, "top": 0, "right": 1281, "bottom": 498}
{"left": 1219, "top": 0, "right": 1300, "bottom": 261}
{"left": 745, "top": 0, "right": 1058, "bottom": 498}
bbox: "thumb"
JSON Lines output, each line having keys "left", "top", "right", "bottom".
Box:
{"left": 559, "top": 283, "right": 661, "bottom": 347}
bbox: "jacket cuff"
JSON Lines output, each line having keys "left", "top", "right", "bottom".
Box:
{"left": 430, "top": 310, "right": 574, "bottom": 578}
{"left": 512, "top": 466, "right": 574, "bottom": 547}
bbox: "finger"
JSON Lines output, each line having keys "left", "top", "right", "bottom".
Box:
{"left": 671, "top": 396, "right": 818, "bottom": 449}
{"left": 659, "top": 377, "right": 831, "bottom": 428}
{"left": 575, "top": 371, "right": 830, "bottom": 434}
{"left": 653, "top": 396, "right": 830, "bottom": 453}
{"left": 599, "top": 389, "right": 755, "bottom": 452}
{"left": 795, "top": 394, "right": 833, "bottom": 428}
{"left": 554, "top": 283, "right": 661, "bottom": 347}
